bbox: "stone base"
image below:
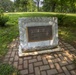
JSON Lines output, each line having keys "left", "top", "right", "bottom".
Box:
{"left": 19, "top": 46, "right": 61, "bottom": 57}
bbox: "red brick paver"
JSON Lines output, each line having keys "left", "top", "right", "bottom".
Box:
{"left": 3, "top": 38, "right": 76, "bottom": 75}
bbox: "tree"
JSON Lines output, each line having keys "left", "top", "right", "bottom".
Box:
{"left": 27, "top": 0, "right": 37, "bottom": 12}
{"left": 14, "top": 0, "right": 37, "bottom": 12}
{"left": 69, "top": 0, "right": 76, "bottom": 13}
{"left": 50, "top": 0, "right": 58, "bottom": 12}
{"left": 0, "top": 0, "right": 14, "bottom": 12}
{"left": 14, "top": 0, "right": 28, "bottom": 11}
{"left": 43, "top": 0, "right": 58, "bottom": 12}
{"left": 34, "top": 0, "right": 40, "bottom": 11}
{"left": 43, "top": 0, "right": 76, "bottom": 13}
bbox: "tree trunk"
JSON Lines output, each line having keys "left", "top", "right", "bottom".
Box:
{"left": 37, "top": 1, "right": 39, "bottom": 11}
{"left": 51, "top": 3, "right": 56, "bottom": 12}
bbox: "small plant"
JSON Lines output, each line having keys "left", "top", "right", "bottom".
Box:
{"left": 0, "top": 63, "right": 20, "bottom": 75}
{"left": 73, "top": 58, "right": 76, "bottom": 67}
{"left": 0, "top": 9, "right": 9, "bottom": 27}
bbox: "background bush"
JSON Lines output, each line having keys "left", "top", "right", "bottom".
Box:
{"left": 0, "top": 10, "right": 9, "bottom": 27}
{"left": 56, "top": 14, "right": 67, "bottom": 26}
{"left": 56, "top": 14, "right": 76, "bottom": 27}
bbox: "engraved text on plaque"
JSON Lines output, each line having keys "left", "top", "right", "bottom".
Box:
{"left": 27, "top": 26, "right": 52, "bottom": 42}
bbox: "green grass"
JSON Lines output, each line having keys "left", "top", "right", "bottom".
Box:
{"left": 0, "top": 63, "right": 20, "bottom": 75}
{"left": 0, "top": 12, "right": 76, "bottom": 59}
{"left": 59, "top": 27, "right": 76, "bottom": 45}
{"left": 5, "top": 12, "right": 76, "bottom": 16}
{"left": 0, "top": 15, "right": 19, "bottom": 59}
{"left": 0, "top": 25, "right": 18, "bottom": 59}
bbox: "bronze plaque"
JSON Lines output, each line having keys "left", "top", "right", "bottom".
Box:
{"left": 27, "top": 26, "right": 52, "bottom": 42}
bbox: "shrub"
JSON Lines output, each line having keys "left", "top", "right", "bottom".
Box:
{"left": 0, "top": 63, "right": 20, "bottom": 75}
{"left": 0, "top": 10, "right": 9, "bottom": 27}
{"left": 56, "top": 14, "right": 67, "bottom": 26}
{"left": 56, "top": 14, "right": 76, "bottom": 27}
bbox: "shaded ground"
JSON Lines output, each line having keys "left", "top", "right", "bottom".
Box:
{"left": 59, "top": 27, "right": 76, "bottom": 49}
{"left": 3, "top": 38, "right": 76, "bottom": 75}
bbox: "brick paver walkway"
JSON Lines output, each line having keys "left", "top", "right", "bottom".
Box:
{"left": 3, "top": 38, "right": 76, "bottom": 75}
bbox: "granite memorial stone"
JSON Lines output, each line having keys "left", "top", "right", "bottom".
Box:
{"left": 19, "top": 17, "right": 60, "bottom": 56}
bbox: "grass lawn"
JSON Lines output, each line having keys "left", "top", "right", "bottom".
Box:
{"left": 0, "top": 12, "right": 76, "bottom": 60}
{"left": 59, "top": 27, "right": 76, "bottom": 46}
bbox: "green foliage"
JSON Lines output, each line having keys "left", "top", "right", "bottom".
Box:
{"left": 58, "top": 15, "right": 76, "bottom": 27}
{"left": 0, "top": 10, "right": 9, "bottom": 27}
{"left": 0, "top": 63, "right": 20, "bottom": 75}
{"left": 15, "top": 0, "right": 37, "bottom": 12}
{"left": 0, "top": 0, "right": 14, "bottom": 12}
{"left": 56, "top": 14, "right": 67, "bottom": 26}
{"left": 0, "top": 24, "right": 18, "bottom": 58}
{"left": 0, "top": 0, "right": 76, "bottom": 12}
{"left": 43, "top": 0, "right": 58, "bottom": 12}
{"left": 27, "top": 0, "right": 37, "bottom": 12}
{"left": 43, "top": 0, "right": 76, "bottom": 13}
{"left": 0, "top": 13, "right": 19, "bottom": 57}
{"left": 59, "top": 26, "right": 76, "bottom": 41}
{"left": 0, "top": 15, "right": 9, "bottom": 27}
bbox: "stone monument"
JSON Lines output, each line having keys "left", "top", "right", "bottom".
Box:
{"left": 19, "top": 17, "right": 60, "bottom": 56}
